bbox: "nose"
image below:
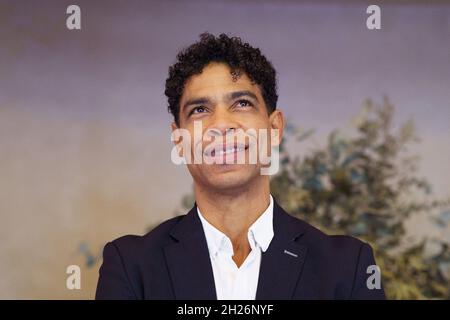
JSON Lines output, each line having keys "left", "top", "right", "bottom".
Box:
{"left": 205, "top": 106, "right": 238, "bottom": 138}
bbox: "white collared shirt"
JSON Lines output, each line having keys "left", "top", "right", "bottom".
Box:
{"left": 197, "top": 195, "right": 274, "bottom": 300}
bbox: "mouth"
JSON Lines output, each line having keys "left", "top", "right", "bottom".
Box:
{"left": 204, "top": 143, "right": 249, "bottom": 160}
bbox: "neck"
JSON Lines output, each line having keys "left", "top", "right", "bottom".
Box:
{"left": 194, "top": 177, "right": 270, "bottom": 256}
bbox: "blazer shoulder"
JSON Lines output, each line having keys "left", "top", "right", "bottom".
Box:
{"left": 285, "top": 212, "right": 369, "bottom": 257}
{"left": 108, "top": 214, "right": 185, "bottom": 254}
{"left": 286, "top": 214, "right": 384, "bottom": 298}
{"left": 97, "top": 215, "right": 187, "bottom": 300}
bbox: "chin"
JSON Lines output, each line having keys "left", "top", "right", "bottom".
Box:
{"left": 202, "top": 164, "right": 261, "bottom": 192}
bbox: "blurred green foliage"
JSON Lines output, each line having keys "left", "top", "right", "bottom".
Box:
{"left": 271, "top": 97, "right": 450, "bottom": 299}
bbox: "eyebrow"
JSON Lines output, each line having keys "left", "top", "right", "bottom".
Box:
{"left": 182, "top": 97, "right": 211, "bottom": 113}
{"left": 226, "top": 90, "right": 259, "bottom": 102}
{"left": 182, "top": 90, "right": 259, "bottom": 114}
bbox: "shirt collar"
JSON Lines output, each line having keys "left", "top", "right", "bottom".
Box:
{"left": 248, "top": 195, "right": 274, "bottom": 252}
{"left": 197, "top": 195, "right": 274, "bottom": 257}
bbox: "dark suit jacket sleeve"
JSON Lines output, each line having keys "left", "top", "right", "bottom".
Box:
{"left": 350, "top": 242, "right": 386, "bottom": 299}
{"left": 95, "top": 241, "right": 137, "bottom": 300}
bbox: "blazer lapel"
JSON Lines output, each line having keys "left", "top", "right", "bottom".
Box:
{"left": 163, "top": 206, "right": 217, "bottom": 300}
{"left": 256, "top": 201, "right": 308, "bottom": 299}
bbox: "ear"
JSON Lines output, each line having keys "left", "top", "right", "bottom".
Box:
{"left": 171, "top": 121, "right": 178, "bottom": 133}
{"left": 171, "top": 121, "right": 183, "bottom": 156}
{"left": 269, "top": 110, "right": 284, "bottom": 147}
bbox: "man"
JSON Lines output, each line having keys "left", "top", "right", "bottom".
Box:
{"left": 96, "top": 33, "right": 385, "bottom": 300}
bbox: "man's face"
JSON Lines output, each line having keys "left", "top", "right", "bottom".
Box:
{"left": 172, "top": 62, "right": 284, "bottom": 193}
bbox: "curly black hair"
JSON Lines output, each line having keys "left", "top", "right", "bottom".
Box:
{"left": 165, "top": 33, "right": 278, "bottom": 126}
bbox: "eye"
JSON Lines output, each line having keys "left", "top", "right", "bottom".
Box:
{"left": 191, "top": 106, "right": 207, "bottom": 115}
{"left": 236, "top": 99, "right": 253, "bottom": 108}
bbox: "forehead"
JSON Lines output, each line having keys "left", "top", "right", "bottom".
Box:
{"left": 181, "top": 63, "right": 262, "bottom": 102}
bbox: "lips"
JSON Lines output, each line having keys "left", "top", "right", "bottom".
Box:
{"left": 204, "top": 143, "right": 248, "bottom": 158}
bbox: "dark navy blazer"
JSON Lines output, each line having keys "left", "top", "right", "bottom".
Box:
{"left": 96, "top": 200, "right": 385, "bottom": 299}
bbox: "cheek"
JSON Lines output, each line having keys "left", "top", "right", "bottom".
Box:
{"left": 181, "top": 125, "right": 200, "bottom": 146}
{"left": 242, "top": 114, "right": 271, "bottom": 131}
{"left": 244, "top": 117, "right": 273, "bottom": 146}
